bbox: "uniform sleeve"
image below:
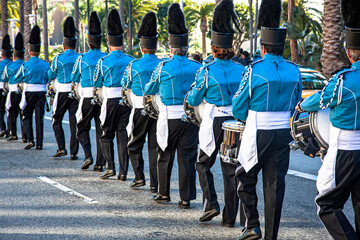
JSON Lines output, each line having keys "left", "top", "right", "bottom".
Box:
{"left": 301, "top": 75, "right": 339, "bottom": 112}
{"left": 187, "top": 68, "right": 206, "bottom": 106}
{"left": 44, "top": 63, "right": 50, "bottom": 83}
{"left": 93, "top": 59, "right": 103, "bottom": 88}
{"left": 144, "top": 63, "right": 161, "bottom": 95}
{"left": 232, "top": 66, "right": 251, "bottom": 121}
{"left": 71, "top": 56, "right": 81, "bottom": 83}
{"left": 48, "top": 56, "right": 58, "bottom": 80}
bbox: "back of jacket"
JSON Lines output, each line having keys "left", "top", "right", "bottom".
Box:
{"left": 144, "top": 55, "right": 201, "bottom": 106}
{"left": 122, "top": 54, "right": 161, "bottom": 96}
{"left": 0, "top": 59, "right": 13, "bottom": 83}
{"left": 232, "top": 54, "right": 302, "bottom": 121}
{"left": 93, "top": 50, "right": 134, "bottom": 88}
{"left": 15, "top": 56, "right": 50, "bottom": 85}
{"left": 2, "top": 59, "right": 25, "bottom": 84}
{"left": 71, "top": 48, "right": 107, "bottom": 88}
{"left": 188, "top": 58, "right": 245, "bottom": 106}
{"left": 48, "top": 49, "right": 79, "bottom": 83}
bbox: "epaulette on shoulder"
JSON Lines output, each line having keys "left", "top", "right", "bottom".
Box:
{"left": 249, "top": 58, "right": 264, "bottom": 67}
{"left": 159, "top": 58, "right": 172, "bottom": 67}
{"left": 336, "top": 67, "right": 356, "bottom": 79}
{"left": 285, "top": 60, "right": 300, "bottom": 68}
{"left": 231, "top": 60, "right": 244, "bottom": 67}
{"left": 331, "top": 65, "right": 352, "bottom": 77}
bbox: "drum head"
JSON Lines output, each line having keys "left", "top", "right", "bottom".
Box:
{"left": 152, "top": 94, "right": 161, "bottom": 113}
{"left": 222, "top": 120, "right": 245, "bottom": 132}
{"left": 310, "top": 108, "right": 330, "bottom": 149}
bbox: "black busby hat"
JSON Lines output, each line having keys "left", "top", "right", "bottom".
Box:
{"left": 14, "top": 33, "right": 25, "bottom": 58}
{"left": 138, "top": 12, "right": 158, "bottom": 50}
{"left": 29, "top": 25, "right": 41, "bottom": 52}
{"left": 211, "top": 0, "right": 242, "bottom": 48}
{"left": 107, "top": 9, "right": 124, "bottom": 47}
{"left": 88, "top": 11, "right": 102, "bottom": 46}
{"left": 2, "top": 34, "right": 13, "bottom": 58}
{"left": 63, "top": 16, "right": 78, "bottom": 48}
{"left": 168, "top": 3, "right": 188, "bottom": 48}
{"left": 258, "top": 0, "right": 286, "bottom": 46}
{"left": 341, "top": 0, "right": 360, "bottom": 50}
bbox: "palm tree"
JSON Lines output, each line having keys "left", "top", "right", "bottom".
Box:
{"left": 321, "top": 0, "right": 347, "bottom": 76}
{"left": 288, "top": 0, "right": 299, "bottom": 63}
{"left": 42, "top": 0, "right": 48, "bottom": 61}
{"left": 1, "top": 0, "right": 8, "bottom": 36}
{"left": 74, "top": 0, "right": 79, "bottom": 51}
{"left": 184, "top": 2, "right": 215, "bottom": 59}
{"left": 19, "top": 0, "right": 24, "bottom": 33}
{"left": 24, "top": 0, "right": 32, "bottom": 60}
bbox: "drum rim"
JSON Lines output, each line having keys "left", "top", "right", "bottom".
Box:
{"left": 309, "top": 111, "right": 329, "bottom": 149}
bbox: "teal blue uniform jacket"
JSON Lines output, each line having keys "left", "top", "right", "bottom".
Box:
{"left": 301, "top": 61, "right": 360, "bottom": 130}
{"left": 15, "top": 56, "right": 50, "bottom": 85}
{"left": 2, "top": 59, "right": 25, "bottom": 84}
{"left": 144, "top": 55, "right": 202, "bottom": 106}
{"left": 187, "top": 58, "right": 245, "bottom": 107}
{"left": 0, "top": 59, "right": 13, "bottom": 83}
{"left": 232, "top": 54, "right": 302, "bottom": 122}
{"left": 48, "top": 49, "right": 80, "bottom": 83}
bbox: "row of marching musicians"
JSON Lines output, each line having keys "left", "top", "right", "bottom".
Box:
{"left": 0, "top": 0, "right": 358, "bottom": 239}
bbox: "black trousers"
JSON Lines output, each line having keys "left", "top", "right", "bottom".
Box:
{"left": 100, "top": 98, "right": 130, "bottom": 175}
{"left": 236, "top": 129, "right": 291, "bottom": 240}
{"left": 0, "top": 89, "right": 7, "bottom": 131}
{"left": 7, "top": 92, "right": 27, "bottom": 139}
{"left": 22, "top": 92, "right": 46, "bottom": 146}
{"left": 196, "top": 116, "right": 240, "bottom": 225}
{"left": 128, "top": 108, "right": 158, "bottom": 188}
{"left": 316, "top": 150, "right": 360, "bottom": 240}
{"left": 52, "top": 92, "right": 79, "bottom": 155}
{"left": 77, "top": 98, "right": 105, "bottom": 166}
{"left": 158, "top": 119, "right": 198, "bottom": 201}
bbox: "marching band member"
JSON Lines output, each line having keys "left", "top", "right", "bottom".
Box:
{"left": 2, "top": 33, "right": 27, "bottom": 142}
{"left": 94, "top": 9, "right": 134, "bottom": 180}
{"left": 71, "top": 11, "right": 107, "bottom": 171}
{"left": 232, "top": 0, "right": 302, "bottom": 238}
{"left": 0, "top": 35, "right": 13, "bottom": 138}
{"left": 297, "top": 0, "right": 360, "bottom": 238}
{"left": 15, "top": 26, "right": 51, "bottom": 150}
{"left": 48, "top": 16, "right": 79, "bottom": 160}
{"left": 144, "top": 3, "right": 201, "bottom": 208}
{"left": 122, "top": 12, "right": 161, "bottom": 191}
{"left": 187, "top": 0, "right": 244, "bottom": 226}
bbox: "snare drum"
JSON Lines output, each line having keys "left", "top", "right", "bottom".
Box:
{"left": 92, "top": 87, "right": 103, "bottom": 106}
{"left": 47, "top": 80, "right": 56, "bottom": 99}
{"left": 120, "top": 88, "right": 133, "bottom": 108}
{"left": 69, "top": 82, "right": 81, "bottom": 101}
{"left": 219, "top": 120, "right": 245, "bottom": 164}
{"left": 290, "top": 109, "right": 330, "bottom": 158}
{"left": 182, "top": 91, "right": 206, "bottom": 126}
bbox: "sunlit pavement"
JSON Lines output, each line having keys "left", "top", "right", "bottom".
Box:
{"left": 0, "top": 112, "right": 355, "bottom": 240}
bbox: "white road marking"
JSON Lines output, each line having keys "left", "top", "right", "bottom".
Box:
{"left": 44, "top": 116, "right": 96, "bottom": 130}
{"left": 287, "top": 169, "right": 317, "bottom": 181}
{"left": 37, "top": 176, "right": 98, "bottom": 204}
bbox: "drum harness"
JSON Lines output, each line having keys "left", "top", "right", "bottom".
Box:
{"left": 92, "top": 55, "right": 109, "bottom": 106}
{"left": 120, "top": 59, "right": 137, "bottom": 108}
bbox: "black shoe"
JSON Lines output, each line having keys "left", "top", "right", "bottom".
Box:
{"left": 150, "top": 187, "right": 157, "bottom": 193}
{"left": 0, "top": 130, "right": 6, "bottom": 137}
{"left": 130, "top": 179, "right": 146, "bottom": 188}
{"left": 100, "top": 169, "right": 116, "bottom": 179}
{"left": 93, "top": 165, "right": 103, "bottom": 172}
{"left": 5, "top": 133, "right": 10, "bottom": 138}
{"left": 199, "top": 208, "right": 220, "bottom": 222}
{"left": 81, "top": 157, "right": 93, "bottom": 169}
{"left": 117, "top": 174, "right": 127, "bottom": 181}
{"left": 178, "top": 200, "right": 190, "bottom": 209}
{"left": 152, "top": 194, "right": 171, "bottom": 203}
{"left": 237, "top": 227, "right": 262, "bottom": 240}
{"left": 22, "top": 138, "right": 28, "bottom": 143}
{"left": 35, "top": 146, "right": 42, "bottom": 150}
{"left": 221, "top": 221, "right": 235, "bottom": 228}
{"left": 53, "top": 149, "right": 67, "bottom": 158}
{"left": 7, "top": 136, "right": 18, "bottom": 141}
{"left": 70, "top": 154, "right": 78, "bottom": 160}
{"left": 24, "top": 142, "right": 35, "bottom": 149}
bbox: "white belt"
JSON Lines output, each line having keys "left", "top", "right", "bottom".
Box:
{"left": 0, "top": 82, "right": 4, "bottom": 88}
{"left": 213, "top": 105, "right": 232, "bottom": 117}
{"left": 255, "top": 111, "right": 290, "bottom": 129}
{"left": 82, "top": 87, "right": 93, "bottom": 98}
{"left": 103, "top": 86, "right": 122, "bottom": 98}
{"left": 166, "top": 105, "right": 184, "bottom": 119}
{"left": 25, "top": 84, "right": 46, "bottom": 92}
{"left": 57, "top": 82, "right": 72, "bottom": 92}
{"left": 133, "top": 95, "right": 144, "bottom": 109}
{"left": 9, "top": 84, "right": 17, "bottom": 92}
{"left": 338, "top": 129, "right": 360, "bottom": 150}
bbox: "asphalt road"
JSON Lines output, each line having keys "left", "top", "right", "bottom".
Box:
{"left": 0, "top": 112, "right": 356, "bottom": 240}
